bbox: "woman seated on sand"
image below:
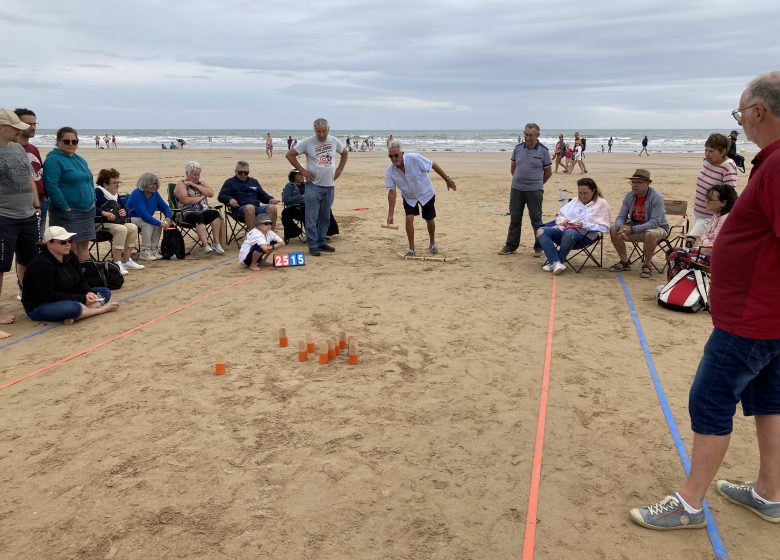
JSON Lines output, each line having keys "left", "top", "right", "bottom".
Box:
{"left": 125, "top": 172, "right": 173, "bottom": 261}
{"left": 21, "top": 226, "right": 120, "bottom": 324}
{"left": 535, "top": 177, "right": 611, "bottom": 275}
{"left": 95, "top": 168, "right": 144, "bottom": 275}
{"left": 174, "top": 161, "right": 225, "bottom": 254}
{"left": 666, "top": 183, "right": 737, "bottom": 280}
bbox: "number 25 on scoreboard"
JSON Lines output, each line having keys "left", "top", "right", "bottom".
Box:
{"left": 273, "top": 252, "right": 305, "bottom": 267}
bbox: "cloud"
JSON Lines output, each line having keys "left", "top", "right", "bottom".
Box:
{"left": 332, "top": 97, "right": 470, "bottom": 112}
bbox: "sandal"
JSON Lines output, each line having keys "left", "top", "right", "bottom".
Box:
{"left": 640, "top": 264, "right": 652, "bottom": 278}
{"left": 609, "top": 260, "right": 631, "bottom": 272}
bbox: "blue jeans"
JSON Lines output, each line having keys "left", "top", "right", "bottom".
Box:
{"left": 537, "top": 227, "right": 592, "bottom": 263}
{"left": 303, "top": 183, "right": 334, "bottom": 249}
{"left": 27, "top": 287, "right": 112, "bottom": 322}
{"left": 689, "top": 328, "right": 780, "bottom": 435}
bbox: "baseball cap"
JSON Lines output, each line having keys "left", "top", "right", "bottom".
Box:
{"left": 0, "top": 108, "right": 31, "bottom": 130}
{"left": 43, "top": 226, "right": 77, "bottom": 242}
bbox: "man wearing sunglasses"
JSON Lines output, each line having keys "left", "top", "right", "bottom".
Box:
{"left": 0, "top": 108, "right": 40, "bottom": 338}
{"left": 385, "top": 140, "right": 456, "bottom": 257}
{"left": 218, "top": 160, "right": 279, "bottom": 231}
{"left": 631, "top": 71, "right": 780, "bottom": 531}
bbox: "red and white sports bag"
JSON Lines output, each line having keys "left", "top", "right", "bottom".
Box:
{"left": 657, "top": 268, "right": 710, "bottom": 313}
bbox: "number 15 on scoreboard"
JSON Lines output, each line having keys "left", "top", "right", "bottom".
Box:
{"left": 273, "top": 252, "right": 305, "bottom": 267}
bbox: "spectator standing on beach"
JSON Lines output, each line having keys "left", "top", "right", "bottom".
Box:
{"left": 608, "top": 136, "right": 614, "bottom": 153}
{"left": 553, "top": 134, "right": 567, "bottom": 173}
{"left": 94, "top": 135, "right": 100, "bottom": 148}
{"left": 690, "top": 133, "right": 737, "bottom": 237}
{"left": 386, "top": 134, "right": 394, "bottom": 148}
{"left": 385, "top": 140, "right": 457, "bottom": 257}
{"left": 639, "top": 135, "right": 649, "bottom": 156}
{"left": 498, "top": 122, "right": 552, "bottom": 256}
{"left": 630, "top": 71, "right": 780, "bottom": 531}
{"left": 103, "top": 134, "right": 110, "bottom": 149}
{"left": 111, "top": 134, "right": 117, "bottom": 149}
{"left": 14, "top": 109, "right": 45, "bottom": 237}
{"left": 285, "top": 118, "right": 348, "bottom": 256}
{"left": 44, "top": 127, "right": 96, "bottom": 262}
{"left": 287, "top": 136, "right": 293, "bottom": 150}
{"left": 265, "top": 133, "right": 273, "bottom": 158}
{"left": 0, "top": 109, "right": 40, "bottom": 338}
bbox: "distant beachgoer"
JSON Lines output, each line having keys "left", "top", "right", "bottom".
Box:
{"left": 94, "top": 135, "right": 100, "bottom": 148}
{"left": 385, "top": 140, "right": 457, "bottom": 256}
{"left": 639, "top": 135, "right": 649, "bottom": 156}
{"left": 287, "top": 135, "right": 293, "bottom": 150}
{"left": 386, "top": 134, "right": 394, "bottom": 148}
{"left": 498, "top": 122, "right": 552, "bottom": 257}
{"left": 553, "top": 134, "right": 566, "bottom": 173}
{"left": 727, "top": 130, "right": 746, "bottom": 172}
{"left": 177, "top": 138, "right": 186, "bottom": 149}
{"left": 265, "top": 133, "right": 273, "bottom": 158}
{"left": 608, "top": 136, "right": 614, "bottom": 153}
{"left": 346, "top": 136, "right": 352, "bottom": 151}
{"left": 103, "top": 134, "right": 110, "bottom": 149}
{"left": 572, "top": 139, "right": 588, "bottom": 174}
{"left": 286, "top": 118, "right": 348, "bottom": 256}
{"left": 111, "top": 134, "right": 117, "bottom": 149}
{"left": 291, "top": 138, "right": 297, "bottom": 149}
{"left": 161, "top": 143, "right": 167, "bottom": 149}
{"left": 169, "top": 142, "right": 176, "bottom": 150}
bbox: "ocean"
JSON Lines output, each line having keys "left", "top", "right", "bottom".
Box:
{"left": 32, "top": 129, "right": 754, "bottom": 154}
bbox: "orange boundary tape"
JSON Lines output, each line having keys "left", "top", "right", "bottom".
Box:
{"left": 521, "top": 275, "right": 557, "bottom": 559}
{"left": 0, "top": 269, "right": 271, "bottom": 392}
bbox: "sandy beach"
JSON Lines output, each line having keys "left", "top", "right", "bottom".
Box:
{"left": 0, "top": 147, "right": 772, "bottom": 559}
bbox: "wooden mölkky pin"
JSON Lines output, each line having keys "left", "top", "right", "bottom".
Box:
{"left": 279, "top": 327, "right": 289, "bottom": 347}
{"left": 298, "top": 340, "right": 308, "bottom": 362}
{"left": 348, "top": 340, "right": 359, "bottom": 365}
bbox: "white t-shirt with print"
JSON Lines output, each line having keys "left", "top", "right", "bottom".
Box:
{"left": 294, "top": 135, "right": 344, "bottom": 187}
{"left": 239, "top": 227, "right": 283, "bottom": 262}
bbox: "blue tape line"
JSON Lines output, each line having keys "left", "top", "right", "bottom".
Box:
{"left": 617, "top": 273, "right": 728, "bottom": 559}
{"left": 0, "top": 256, "right": 233, "bottom": 351}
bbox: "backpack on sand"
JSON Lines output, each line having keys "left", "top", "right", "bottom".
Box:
{"left": 657, "top": 268, "right": 709, "bottom": 313}
{"left": 81, "top": 261, "right": 124, "bottom": 290}
{"left": 160, "top": 227, "right": 186, "bottom": 260}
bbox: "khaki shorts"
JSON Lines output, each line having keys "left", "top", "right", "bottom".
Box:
{"left": 627, "top": 227, "right": 669, "bottom": 243}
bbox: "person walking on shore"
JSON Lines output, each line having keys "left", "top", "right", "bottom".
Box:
{"left": 630, "top": 71, "right": 780, "bottom": 531}
{"left": 639, "top": 135, "right": 649, "bottom": 156}
{"left": 286, "top": 118, "right": 348, "bottom": 256}
{"left": 385, "top": 140, "right": 456, "bottom": 256}
{"left": 498, "top": 122, "right": 551, "bottom": 256}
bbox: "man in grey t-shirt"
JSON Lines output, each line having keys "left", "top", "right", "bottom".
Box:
{"left": 0, "top": 108, "right": 40, "bottom": 336}
{"left": 499, "top": 123, "right": 552, "bottom": 256}
{"left": 285, "top": 118, "right": 348, "bottom": 256}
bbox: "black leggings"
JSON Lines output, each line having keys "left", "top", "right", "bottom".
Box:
{"left": 182, "top": 209, "right": 220, "bottom": 225}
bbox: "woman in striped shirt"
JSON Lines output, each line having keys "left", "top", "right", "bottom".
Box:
{"left": 690, "top": 133, "right": 737, "bottom": 237}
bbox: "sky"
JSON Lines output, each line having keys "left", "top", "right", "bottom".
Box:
{"left": 2, "top": 0, "right": 779, "bottom": 130}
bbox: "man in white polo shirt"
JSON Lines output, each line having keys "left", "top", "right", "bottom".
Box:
{"left": 385, "top": 140, "right": 457, "bottom": 256}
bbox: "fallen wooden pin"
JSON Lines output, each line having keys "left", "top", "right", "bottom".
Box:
{"left": 381, "top": 224, "right": 399, "bottom": 230}
{"left": 397, "top": 252, "right": 459, "bottom": 262}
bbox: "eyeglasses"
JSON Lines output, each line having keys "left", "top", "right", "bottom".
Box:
{"left": 732, "top": 103, "right": 758, "bottom": 123}
{"left": 236, "top": 170, "right": 249, "bottom": 176}
{"left": 388, "top": 153, "right": 402, "bottom": 159}
{"left": 50, "top": 239, "right": 72, "bottom": 245}
{"left": 60, "top": 138, "right": 79, "bottom": 145}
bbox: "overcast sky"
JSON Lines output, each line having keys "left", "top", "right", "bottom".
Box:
{"left": 2, "top": 0, "right": 778, "bottom": 130}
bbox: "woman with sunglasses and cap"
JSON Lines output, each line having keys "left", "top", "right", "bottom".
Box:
{"left": 21, "top": 226, "right": 120, "bottom": 325}
{"left": 43, "top": 127, "right": 97, "bottom": 262}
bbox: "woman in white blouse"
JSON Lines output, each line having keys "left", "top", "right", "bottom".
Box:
{"left": 536, "top": 177, "right": 611, "bottom": 274}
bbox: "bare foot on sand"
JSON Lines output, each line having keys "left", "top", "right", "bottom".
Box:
{"left": 64, "top": 319, "right": 75, "bottom": 325}
{"left": 1, "top": 311, "right": 15, "bottom": 325}
{"left": 0, "top": 329, "right": 11, "bottom": 339}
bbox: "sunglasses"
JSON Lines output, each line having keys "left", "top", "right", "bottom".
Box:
{"left": 60, "top": 138, "right": 79, "bottom": 145}
{"left": 236, "top": 170, "right": 249, "bottom": 176}
{"left": 50, "top": 239, "right": 72, "bottom": 245}
{"left": 388, "top": 153, "right": 402, "bottom": 159}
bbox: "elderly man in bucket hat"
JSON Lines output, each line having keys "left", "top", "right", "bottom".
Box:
{"left": 608, "top": 168, "right": 669, "bottom": 278}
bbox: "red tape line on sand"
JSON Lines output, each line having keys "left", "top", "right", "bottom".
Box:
{"left": 521, "top": 275, "right": 557, "bottom": 559}
{"left": 0, "top": 268, "right": 271, "bottom": 392}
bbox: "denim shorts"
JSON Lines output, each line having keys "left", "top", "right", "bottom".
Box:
{"left": 689, "top": 328, "right": 780, "bottom": 435}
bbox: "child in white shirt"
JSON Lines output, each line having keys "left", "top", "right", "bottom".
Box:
{"left": 238, "top": 214, "right": 285, "bottom": 270}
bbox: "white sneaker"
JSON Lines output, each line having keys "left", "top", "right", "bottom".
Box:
{"left": 152, "top": 249, "right": 163, "bottom": 259}
{"left": 139, "top": 250, "right": 157, "bottom": 261}
{"left": 204, "top": 244, "right": 215, "bottom": 254}
{"left": 542, "top": 262, "right": 554, "bottom": 272}
{"left": 211, "top": 243, "right": 225, "bottom": 255}
{"left": 123, "top": 258, "right": 145, "bottom": 270}
{"left": 552, "top": 262, "right": 567, "bottom": 275}
{"left": 117, "top": 262, "right": 129, "bottom": 275}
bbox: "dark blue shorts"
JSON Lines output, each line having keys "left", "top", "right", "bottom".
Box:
{"left": 402, "top": 196, "right": 436, "bottom": 221}
{"left": 689, "top": 328, "right": 780, "bottom": 435}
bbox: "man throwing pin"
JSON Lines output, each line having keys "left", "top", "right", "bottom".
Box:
{"left": 385, "top": 140, "right": 456, "bottom": 256}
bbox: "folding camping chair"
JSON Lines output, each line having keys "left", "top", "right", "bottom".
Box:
{"left": 88, "top": 217, "right": 115, "bottom": 261}
{"left": 223, "top": 205, "right": 248, "bottom": 247}
{"left": 541, "top": 188, "right": 604, "bottom": 273}
{"left": 167, "top": 183, "right": 223, "bottom": 255}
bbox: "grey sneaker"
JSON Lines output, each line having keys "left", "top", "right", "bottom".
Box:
{"left": 629, "top": 494, "right": 706, "bottom": 530}
{"left": 715, "top": 481, "right": 780, "bottom": 523}
{"left": 429, "top": 244, "right": 439, "bottom": 255}
{"left": 498, "top": 246, "right": 516, "bottom": 255}
{"left": 404, "top": 249, "right": 416, "bottom": 257}
{"left": 533, "top": 249, "right": 544, "bottom": 258}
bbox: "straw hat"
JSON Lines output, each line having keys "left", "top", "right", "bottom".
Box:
{"left": 627, "top": 169, "right": 653, "bottom": 183}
